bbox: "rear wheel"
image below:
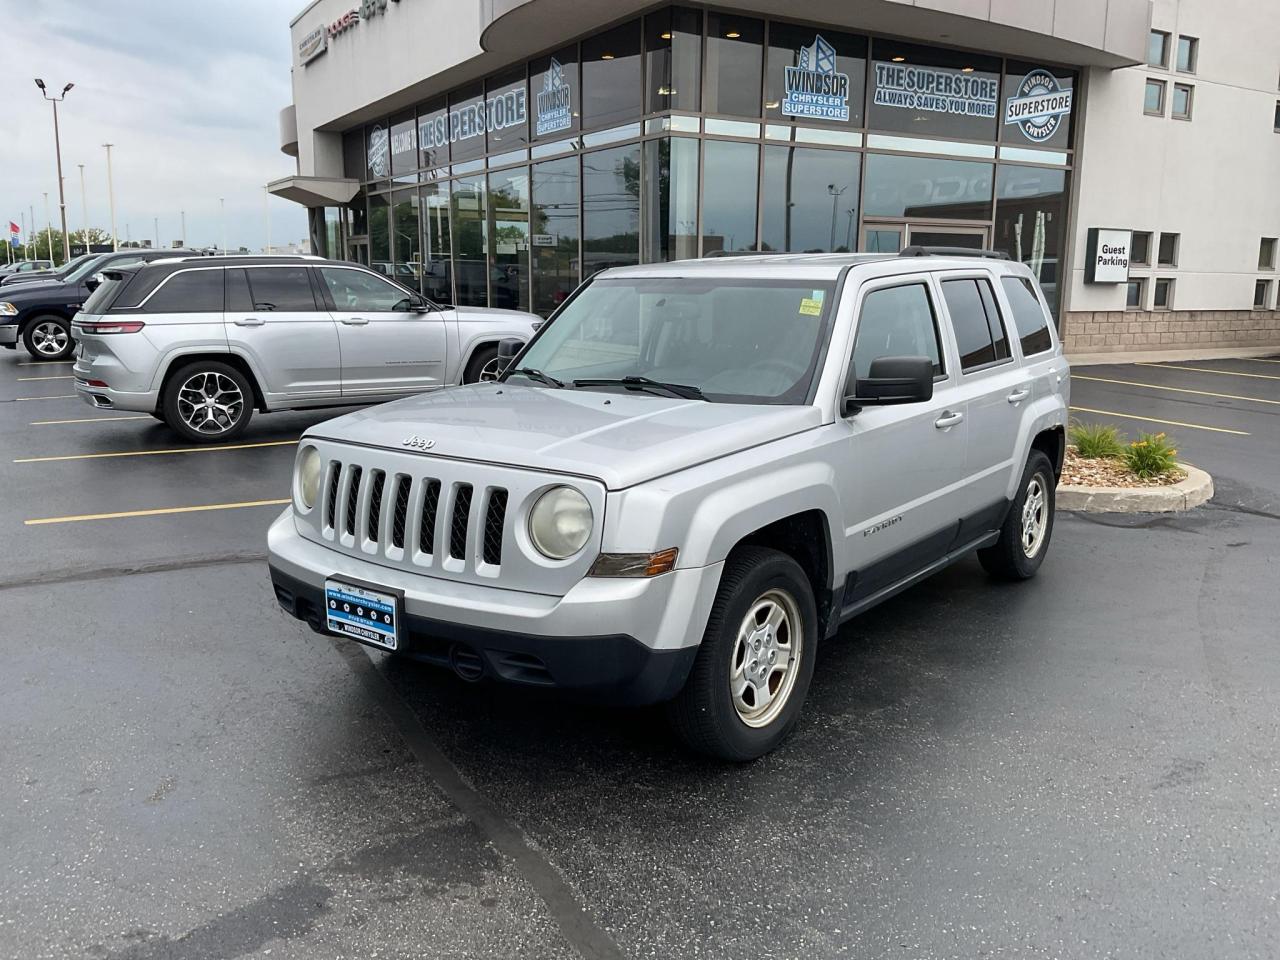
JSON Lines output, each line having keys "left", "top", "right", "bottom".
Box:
{"left": 667, "top": 547, "right": 817, "bottom": 761}
{"left": 23, "top": 316, "right": 74, "bottom": 361}
{"left": 978, "top": 449, "right": 1056, "bottom": 581}
{"left": 462, "top": 345, "right": 502, "bottom": 384}
{"left": 161, "top": 361, "right": 254, "bottom": 443}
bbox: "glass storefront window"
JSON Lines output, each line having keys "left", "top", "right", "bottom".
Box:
{"left": 448, "top": 82, "right": 487, "bottom": 163}
{"left": 343, "top": 129, "right": 365, "bottom": 181}
{"left": 486, "top": 68, "right": 530, "bottom": 154}
{"left": 389, "top": 110, "right": 417, "bottom": 177}
{"left": 347, "top": 193, "right": 368, "bottom": 237}
{"left": 417, "top": 98, "right": 449, "bottom": 168}
{"left": 323, "top": 207, "right": 342, "bottom": 260}
{"left": 390, "top": 188, "right": 421, "bottom": 290}
{"left": 366, "top": 122, "right": 391, "bottom": 182}
{"left": 1001, "top": 61, "right": 1076, "bottom": 150}
{"left": 862, "top": 153, "right": 993, "bottom": 220}
{"left": 368, "top": 193, "right": 391, "bottom": 275}
{"left": 761, "top": 146, "right": 862, "bottom": 252}
{"left": 765, "top": 23, "right": 866, "bottom": 128}
{"left": 704, "top": 13, "right": 764, "bottom": 118}
{"left": 531, "top": 156, "right": 580, "bottom": 315}
{"left": 993, "top": 164, "right": 1067, "bottom": 315}
{"left": 452, "top": 174, "right": 488, "bottom": 305}
{"left": 702, "top": 140, "right": 758, "bottom": 254}
{"left": 582, "top": 20, "right": 642, "bottom": 130}
{"left": 643, "top": 138, "right": 699, "bottom": 263}
{"left": 868, "top": 39, "right": 1002, "bottom": 142}
{"left": 645, "top": 7, "right": 702, "bottom": 114}
{"left": 582, "top": 143, "right": 640, "bottom": 277}
{"left": 489, "top": 167, "right": 531, "bottom": 311}
{"left": 530, "top": 45, "right": 579, "bottom": 141}
{"left": 420, "top": 181, "right": 452, "bottom": 303}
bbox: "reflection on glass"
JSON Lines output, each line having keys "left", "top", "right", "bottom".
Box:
{"left": 582, "top": 143, "right": 640, "bottom": 277}
{"left": 704, "top": 13, "right": 763, "bottom": 118}
{"left": 531, "top": 156, "right": 580, "bottom": 315}
{"left": 702, "top": 140, "right": 758, "bottom": 254}
{"left": 761, "top": 146, "right": 862, "bottom": 252}
{"left": 863, "top": 153, "right": 993, "bottom": 220}
{"left": 368, "top": 194, "right": 390, "bottom": 275}
{"left": 582, "top": 20, "right": 642, "bottom": 130}
{"left": 487, "top": 68, "right": 530, "bottom": 154}
{"left": 864, "top": 229, "right": 902, "bottom": 253}
{"left": 420, "top": 181, "right": 452, "bottom": 303}
{"left": 868, "top": 39, "right": 1002, "bottom": 142}
{"left": 390, "top": 111, "right": 417, "bottom": 177}
{"left": 391, "top": 189, "right": 421, "bottom": 290}
{"left": 417, "top": 98, "right": 449, "bottom": 168}
{"left": 765, "top": 23, "right": 866, "bottom": 127}
{"left": 643, "top": 138, "right": 699, "bottom": 263}
{"left": 993, "top": 164, "right": 1066, "bottom": 316}
{"left": 323, "top": 207, "right": 342, "bottom": 260}
{"left": 452, "top": 174, "right": 488, "bottom": 306}
{"left": 489, "top": 167, "right": 531, "bottom": 311}
{"left": 449, "top": 82, "right": 486, "bottom": 163}
{"left": 645, "top": 7, "right": 702, "bottom": 114}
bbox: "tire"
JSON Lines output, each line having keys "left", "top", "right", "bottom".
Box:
{"left": 23, "top": 315, "right": 74, "bottom": 361}
{"left": 667, "top": 546, "right": 818, "bottom": 762}
{"left": 161, "top": 361, "right": 254, "bottom": 443}
{"left": 462, "top": 345, "right": 501, "bottom": 384}
{"left": 978, "top": 449, "right": 1056, "bottom": 581}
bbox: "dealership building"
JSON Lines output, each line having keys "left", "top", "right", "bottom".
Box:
{"left": 272, "top": 0, "right": 1280, "bottom": 357}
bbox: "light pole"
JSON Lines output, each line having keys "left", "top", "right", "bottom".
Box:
{"left": 43, "top": 192, "right": 54, "bottom": 262}
{"left": 153, "top": 217, "right": 159, "bottom": 250}
{"left": 180, "top": 210, "right": 186, "bottom": 248}
{"left": 103, "top": 143, "right": 118, "bottom": 251}
{"left": 219, "top": 197, "right": 226, "bottom": 254}
{"left": 826, "top": 183, "right": 847, "bottom": 253}
{"left": 78, "top": 163, "right": 88, "bottom": 250}
{"left": 34, "top": 79, "right": 73, "bottom": 263}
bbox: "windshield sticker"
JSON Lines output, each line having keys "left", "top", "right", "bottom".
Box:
{"left": 799, "top": 298, "right": 823, "bottom": 316}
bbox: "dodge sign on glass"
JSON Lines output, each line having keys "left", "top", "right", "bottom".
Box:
{"left": 1085, "top": 228, "right": 1132, "bottom": 284}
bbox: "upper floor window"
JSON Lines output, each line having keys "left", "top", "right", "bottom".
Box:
{"left": 1144, "top": 79, "right": 1166, "bottom": 116}
{"left": 1131, "top": 231, "right": 1153, "bottom": 266}
{"left": 1148, "top": 30, "right": 1170, "bottom": 68}
{"left": 1176, "top": 36, "right": 1198, "bottom": 74}
{"left": 1158, "top": 233, "right": 1180, "bottom": 267}
{"left": 1261, "top": 237, "right": 1278, "bottom": 270}
{"left": 1172, "top": 84, "right": 1194, "bottom": 120}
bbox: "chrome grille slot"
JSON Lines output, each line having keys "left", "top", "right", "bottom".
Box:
{"left": 391, "top": 477, "right": 410, "bottom": 550}
{"left": 419, "top": 479, "right": 441, "bottom": 557}
{"left": 450, "top": 484, "right": 473, "bottom": 560}
{"left": 483, "top": 489, "right": 508, "bottom": 566}
{"left": 344, "top": 466, "right": 362, "bottom": 538}
{"left": 366, "top": 471, "right": 386, "bottom": 544}
{"left": 324, "top": 461, "right": 342, "bottom": 532}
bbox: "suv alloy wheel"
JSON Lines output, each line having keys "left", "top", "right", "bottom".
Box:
{"left": 978, "top": 449, "right": 1057, "bottom": 580}
{"left": 23, "top": 315, "right": 74, "bottom": 361}
{"left": 161, "top": 360, "right": 255, "bottom": 443}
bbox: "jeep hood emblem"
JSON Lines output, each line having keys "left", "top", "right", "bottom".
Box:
{"left": 402, "top": 435, "right": 436, "bottom": 450}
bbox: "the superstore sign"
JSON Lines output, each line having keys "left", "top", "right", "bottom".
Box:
{"left": 873, "top": 62, "right": 998, "bottom": 119}
{"left": 783, "top": 35, "right": 850, "bottom": 122}
{"left": 419, "top": 89, "right": 528, "bottom": 150}
{"left": 1004, "top": 69, "right": 1073, "bottom": 142}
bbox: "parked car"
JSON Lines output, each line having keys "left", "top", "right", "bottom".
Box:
{"left": 0, "top": 259, "right": 53, "bottom": 278}
{"left": 267, "top": 248, "right": 1070, "bottom": 760}
{"left": 71, "top": 256, "right": 541, "bottom": 442}
{"left": 0, "top": 249, "right": 200, "bottom": 360}
{"left": 0, "top": 253, "right": 95, "bottom": 287}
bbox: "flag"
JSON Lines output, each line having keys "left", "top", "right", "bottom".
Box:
{"left": 8, "top": 222, "right": 18, "bottom": 248}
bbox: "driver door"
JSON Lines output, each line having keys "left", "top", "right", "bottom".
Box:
{"left": 317, "top": 265, "right": 448, "bottom": 399}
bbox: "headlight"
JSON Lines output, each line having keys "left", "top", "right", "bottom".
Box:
{"left": 0, "top": 302, "right": 17, "bottom": 316}
{"left": 297, "top": 445, "right": 322, "bottom": 510}
{"left": 528, "top": 486, "right": 592, "bottom": 559}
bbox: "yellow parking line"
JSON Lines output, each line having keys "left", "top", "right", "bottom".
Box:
{"left": 25, "top": 498, "right": 291, "bottom": 526}
{"left": 17, "top": 374, "right": 75, "bottom": 381}
{"left": 14, "top": 438, "right": 298, "bottom": 464}
{"left": 1135, "top": 362, "right": 1280, "bottom": 381}
{"left": 30, "top": 415, "right": 152, "bottom": 426}
{"left": 1070, "top": 405, "right": 1249, "bottom": 436}
{"left": 1073, "top": 374, "right": 1280, "bottom": 406}
{"left": 14, "top": 394, "right": 77, "bottom": 401}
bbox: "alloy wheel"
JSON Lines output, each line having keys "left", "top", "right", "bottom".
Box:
{"left": 730, "top": 589, "right": 803, "bottom": 728}
{"left": 1021, "top": 472, "right": 1049, "bottom": 558}
{"left": 176, "top": 371, "right": 245, "bottom": 436}
{"left": 478, "top": 356, "right": 504, "bottom": 381}
{"left": 31, "top": 321, "right": 68, "bottom": 357}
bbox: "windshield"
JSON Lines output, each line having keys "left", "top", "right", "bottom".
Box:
{"left": 54, "top": 254, "right": 93, "bottom": 278}
{"left": 65, "top": 254, "right": 110, "bottom": 284}
{"left": 510, "top": 277, "right": 837, "bottom": 405}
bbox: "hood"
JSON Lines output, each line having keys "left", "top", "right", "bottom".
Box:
{"left": 0, "top": 277, "right": 73, "bottom": 303}
{"left": 305, "top": 383, "right": 822, "bottom": 489}
{"left": 1, "top": 271, "right": 57, "bottom": 286}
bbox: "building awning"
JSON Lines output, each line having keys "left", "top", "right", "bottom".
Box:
{"left": 267, "top": 175, "right": 360, "bottom": 208}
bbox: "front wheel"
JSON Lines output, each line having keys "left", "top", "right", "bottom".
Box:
{"left": 161, "top": 361, "right": 254, "bottom": 443}
{"left": 978, "top": 449, "right": 1056, "bottom": 581}
{"left": 667, "top": 547, "right": 817, "bottom": 761}
{"left": 462, "top": 345, "right": 502, "bottom": 384}
{"left": 23, "top": 316, "right": 74, "bottom": 361}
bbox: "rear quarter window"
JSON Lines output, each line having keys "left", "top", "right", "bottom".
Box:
{"left": 81, "top": 274, "right": 130, "bottom": 315}
{"left": 1001, "top": 276, "right": 1054, "bottom": 357}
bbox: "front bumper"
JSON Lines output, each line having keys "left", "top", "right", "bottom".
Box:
{"left": 0, "top": 323, "right": 17, "bottom": 347}
{"left": 267, "top": 509, "right": 721, "bottom": 705}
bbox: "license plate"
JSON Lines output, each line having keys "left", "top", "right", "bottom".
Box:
{"left": 324, "top": 580, "right": 399, "bottom": 651}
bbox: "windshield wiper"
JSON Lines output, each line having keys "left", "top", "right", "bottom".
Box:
{"left": 509, "top": 366, "right": 565, "bottom": 388}
{"left": 573, "top": 376, "right": 706, "bottom": 401}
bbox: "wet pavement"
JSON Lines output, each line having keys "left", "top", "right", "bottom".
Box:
{"left": 2, "top": 351, "right": 1278, "bottom": 959}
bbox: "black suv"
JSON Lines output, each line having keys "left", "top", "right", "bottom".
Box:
{"left": 0, "top": 249, "right": 200, "bottom": 360}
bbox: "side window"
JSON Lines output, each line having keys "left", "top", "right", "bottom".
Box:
{"left": 941, "top": 278, "right": 1004, "bottom": 371}
{"left": 851, "top": 283, "right": 944, "bottom": 383}
{"left": 225, "top": 269, "right": 252, "bottom": 312}
{"left": 976, "top": 279, "right": 1011, "bottom": 361}
{"left": 319, "top": 267, "right": 414, "bottom": 312}
{"left": 144, "top": 270, "right": 224, "bottom": 313}
{"left": 245, "top": 267, "right": 317, "bottom": 312}
{"left": 1000, "top": 276, "right": 1054, "bottom": 357}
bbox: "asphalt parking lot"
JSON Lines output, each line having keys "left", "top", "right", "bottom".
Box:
{"left": 3, "top": 351, "right": 1279, "bottom": 959}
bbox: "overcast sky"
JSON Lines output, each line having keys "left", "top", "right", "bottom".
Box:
{"left": 4, "top": 0, "right": 306, "bottom": 253}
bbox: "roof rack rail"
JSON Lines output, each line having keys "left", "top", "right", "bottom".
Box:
{"left": 898, "top": 246, "right": 1010, "bottom": 260}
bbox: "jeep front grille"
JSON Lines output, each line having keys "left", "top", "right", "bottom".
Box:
{"left": 450, "top": 485, "right": 473, "bottom": 560}
{"left": 483, "top": 490, "right": 507, "bottom": 566}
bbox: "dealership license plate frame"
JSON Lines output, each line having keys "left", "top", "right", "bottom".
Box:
{"left": 324, "top": 578, "right": 402, "bottom": 652}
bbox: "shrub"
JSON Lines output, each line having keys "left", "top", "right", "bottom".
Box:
{"left": 1123, "top": 432, "right": 1180, "bottom": 479}
{"left": 1070, "top": 421, "right": 1125, "bottom": 459}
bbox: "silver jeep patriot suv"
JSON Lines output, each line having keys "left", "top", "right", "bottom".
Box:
{"left": 269, "top": 249, "right": 1069, "bottom": 760}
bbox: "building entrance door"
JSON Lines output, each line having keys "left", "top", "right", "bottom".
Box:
{"left": 346, "top": 238, "right": 370, "bottom": 266}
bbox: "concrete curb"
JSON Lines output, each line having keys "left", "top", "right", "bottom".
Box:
{"left": 1068, "top": 346, "right": 1279, "bottom": 366}
{"left": 1057, "top": 464, "right": 1214, "bottom": 514}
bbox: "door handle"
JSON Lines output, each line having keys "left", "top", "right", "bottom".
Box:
{"left": 1007, "top": 386, "right": 1032, "bottom": 403}
{"left": 339, "top": 317, "right": 369, "bottom": 326}
{"left": 233, "top": 317, "right": 264, "bottom": 327}
{"left": 934, "top": 411, "right": 964, "bottom": 429}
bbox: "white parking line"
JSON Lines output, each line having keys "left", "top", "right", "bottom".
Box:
{"left": 13, "top": 395, "right": 77, "bottom": 401}
{"left": 17, "top": 375, "right": 75, "bottom": 381}
{"left": 30, "top": 415, "right": 151, "bottom": 426}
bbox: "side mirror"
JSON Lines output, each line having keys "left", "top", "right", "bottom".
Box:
{"left": 496, "top": 337, "right": 523, "bottom": 374}
{"left": 844, "top": 356, "right": 935, "bottom": 415}
{"left": 85, "top": 272, "right": 104, "bottom": 292}
{"left": 407, "top": 294, "right": 430, "bottom": 313}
